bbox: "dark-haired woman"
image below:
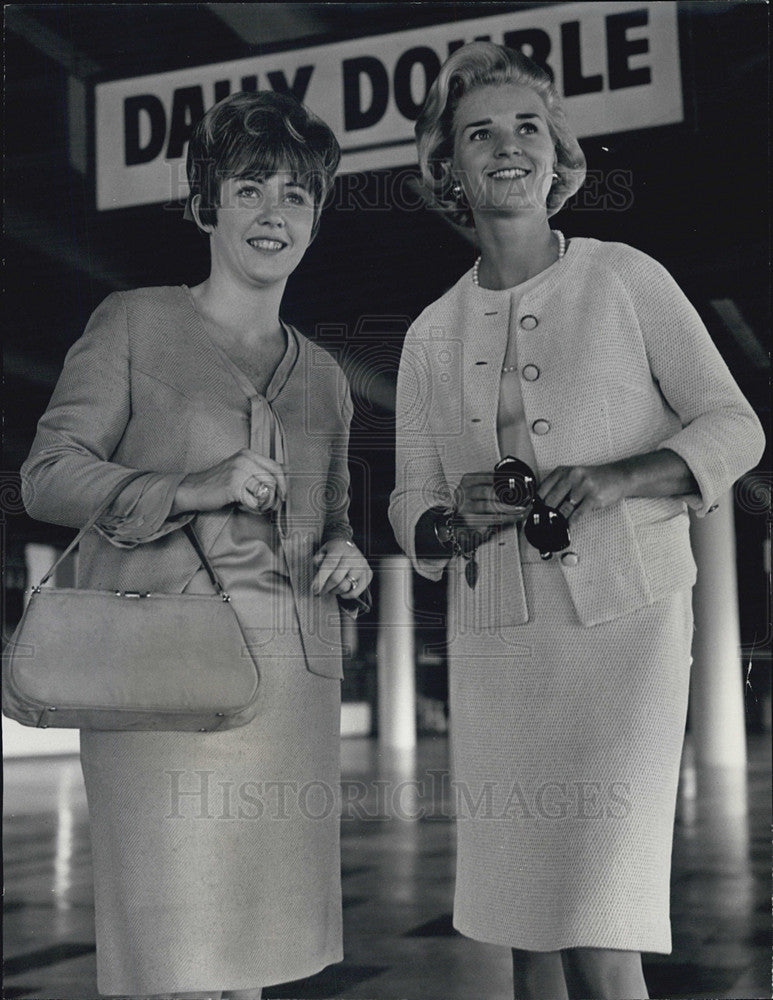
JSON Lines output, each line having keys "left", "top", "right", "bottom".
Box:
{"left": 21, "top": 91, "right": 371, "bottom": 1000}
{"left": 389, "top": 42, "right": 764, "bottom": 1000}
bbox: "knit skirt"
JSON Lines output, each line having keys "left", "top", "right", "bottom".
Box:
{"left": 80, "top": 585, "right": 343, "bottom": 995}
{"left": 448, "top": 558, "right": 693, "bottom": 954}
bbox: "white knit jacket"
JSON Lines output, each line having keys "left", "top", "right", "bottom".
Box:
{"left": 388, "top": 238, "right": 765, "bottom": 628}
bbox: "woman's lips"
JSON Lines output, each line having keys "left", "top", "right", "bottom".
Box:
{"left": 247, "top": 237, "right": 287, "bottom": 252}
{"left": 488, "top": 167, "right": 530, "bottom": 179}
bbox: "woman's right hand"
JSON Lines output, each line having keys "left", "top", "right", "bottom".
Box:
{"left": 170, "top": 449, "right": 287, "bottom": 515}
{"left": 453, "top": 471, "right": 528, "bottom": 531}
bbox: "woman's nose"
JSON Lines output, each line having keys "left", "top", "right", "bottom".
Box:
{"left": 495, "top": 132, "right": 522, "bottom": 157}
{"left": 258, "top": 212, "right": 284, "bottom": 228}
{"left": 257, "top": 202, "right": 285, "bottom": 227}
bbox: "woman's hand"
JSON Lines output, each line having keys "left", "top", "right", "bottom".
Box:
{"left": 538, "top": 461, "right": 632, "bottom": 519}
{"left": 539, "top": 451, "right": 697, "bottom": 520}
{"left": 311, "top": 538, "right": 373, "bottom": 600}
{"left": 453, "top": 471, "right": 529, "bottom": 531}
{"left": 171, "top": 449, "right": 287, "bottom": 516}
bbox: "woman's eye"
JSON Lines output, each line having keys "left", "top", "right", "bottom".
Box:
{"left": 238, "top": 185, "right": 260, "bottom": 199}
{"left": 518, "top": 122, "right": 538, "bottom": 134}
{"left": 284, "top": 192, "right": 307, "bottom": 205}
{"left": 469, "top": 128, "right": 490, "bottom": 142}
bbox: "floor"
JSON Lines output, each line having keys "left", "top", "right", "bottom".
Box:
{"left": 3, "top": 734, "right": 770, "bottom": 1000}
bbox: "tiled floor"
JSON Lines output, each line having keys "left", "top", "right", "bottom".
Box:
{"left": 3, "top": 734, "right": 770, "bottom": 999}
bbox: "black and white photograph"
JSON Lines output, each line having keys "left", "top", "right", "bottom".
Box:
{"left": 2, "top": 3, "right": 770, "bottom": 999}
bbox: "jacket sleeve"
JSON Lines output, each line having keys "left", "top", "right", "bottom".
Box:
{"left": 322, "top": 376, "right": 356, "bottom": 545}
{"left": 320, "top": 369, "right": 375, "bottom": 619}
{"left": 20, "top": 291, "right": 193, "bottom": 546}
{"left": 624, "top": 253, "right": 766, "bottom": 516}
{"left": 388, "top": 326, "right": 455, "bottom": 580}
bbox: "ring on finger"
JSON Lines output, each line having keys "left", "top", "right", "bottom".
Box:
{"left": 252, "top": 482, "right": 271, "bottom": 504}
{"left": 343, "top": 574, "right": 358, "bottom": 593}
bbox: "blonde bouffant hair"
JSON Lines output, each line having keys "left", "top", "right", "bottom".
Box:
{"left": 416, "top": 42, "right": 586, "bottom": 226}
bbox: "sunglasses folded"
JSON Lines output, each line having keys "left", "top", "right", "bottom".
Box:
{"left": 493, "top": 456, "right": 571, "bottom": 559}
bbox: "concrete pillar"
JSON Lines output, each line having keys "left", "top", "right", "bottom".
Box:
{"left": 688, "top": 492, "right": 747, "bottom": 769}
{"left": 23, "top": 543, "right": 77, "bottom": 602}
{"left": 377, "top": 555, "right": 416, "bottom": 750}
{"left": 341, "top": 614, "right": 358, "bottom": 659}
{"left": 23, "top": 544, "right": 59, "bottom": 606}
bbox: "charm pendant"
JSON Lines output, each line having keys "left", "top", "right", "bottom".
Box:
{"left": 464, "top": 555, "right": 479, "bottom": 589}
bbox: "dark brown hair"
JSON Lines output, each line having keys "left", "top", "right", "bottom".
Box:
{"left": 186, "top": 90, "right": 341, "bottom": 239}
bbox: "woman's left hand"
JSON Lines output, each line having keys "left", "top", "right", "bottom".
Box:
{"left": 539, "top": 461, "right": 632, "bottom": 520}
{"left": 311, "top": 538, "right": 373, "bottom": 599}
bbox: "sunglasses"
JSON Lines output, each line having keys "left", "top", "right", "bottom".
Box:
{"left": 493, "top": 456, "right": 571, "bottom": 559}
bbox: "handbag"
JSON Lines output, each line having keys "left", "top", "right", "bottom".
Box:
{"left": 2, "top": 472, "right": 260, "bottom": 732}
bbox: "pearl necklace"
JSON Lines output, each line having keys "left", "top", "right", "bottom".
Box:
{"left": 472, "top": 230, "right": 565, "bottom": 288}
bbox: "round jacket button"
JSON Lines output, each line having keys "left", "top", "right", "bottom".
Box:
{"left": 561, "top": 551, "right": 579, "bottom": 566}
{"left": 520, "top": 314, "right": 538, "bottom": 330}
{"left": 522, "top": 364, "right": 540, "bottom": 381}
{"left": 532, "top": 419, "right": 551, "bottom": 435}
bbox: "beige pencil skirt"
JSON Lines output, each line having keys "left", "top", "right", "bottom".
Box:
{"left": 80, "top": 574, "right": 343, "bottom": 995}
{"left": 449, "top": 557, "right": 693, "bottom": 955}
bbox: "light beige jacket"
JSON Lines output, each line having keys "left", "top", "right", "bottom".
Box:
{"left": 21, "top": 287, "right": 356, "bottom": 679}
{"left": 389, "top": 238, "right": 765, "bottom": 628}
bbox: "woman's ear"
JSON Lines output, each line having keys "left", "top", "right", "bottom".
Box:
{"left": 439, "top": 159, "right": 463, "bottom": 199}
{"left": 439, "top": 159, "right": 454, "bottom": 185}
{"left": 190, "top": 194, "right": 213, "bottom": 235}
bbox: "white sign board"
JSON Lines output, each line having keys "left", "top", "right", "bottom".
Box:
{"left": 94, "top": 1, "right": 682, "bottom": 210}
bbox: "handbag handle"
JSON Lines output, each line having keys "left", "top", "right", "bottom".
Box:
{"left": 33, "top": 470, "right": 228, "bottom": 597}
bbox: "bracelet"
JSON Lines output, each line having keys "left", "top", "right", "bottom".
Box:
{"left": 432, "top": 507, "right": 480, "bottom": 589}
{"left": 433, "top": 507, "right": 457, "bottom": 550}
{"left": 432, "top": 508, "right": 478, "bottom": 558}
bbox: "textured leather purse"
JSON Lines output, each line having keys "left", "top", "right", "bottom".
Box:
{"left": 2, "top": 473, "right": 260, "bottom": 732}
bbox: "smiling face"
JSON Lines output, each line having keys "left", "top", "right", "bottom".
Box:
{"left": 451, "top": 83, "right": 558, "bottom": 219}
{"left": 203, "top": 171, "right": 316, "bottom": 288}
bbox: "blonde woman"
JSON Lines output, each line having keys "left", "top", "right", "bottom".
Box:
{"left": 389, "top": 42, "right": 764, "bottom": 1000}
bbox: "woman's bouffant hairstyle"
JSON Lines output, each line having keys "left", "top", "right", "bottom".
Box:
{"left": 416, "top": 42, "right": 586, "bottom": 226}
{"left": 186, "top": 90, "right": 341, "bottom": 239}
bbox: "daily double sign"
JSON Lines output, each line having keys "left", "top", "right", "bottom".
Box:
{"left": 94, "top": 1, "right": 682, "bottom": 210}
